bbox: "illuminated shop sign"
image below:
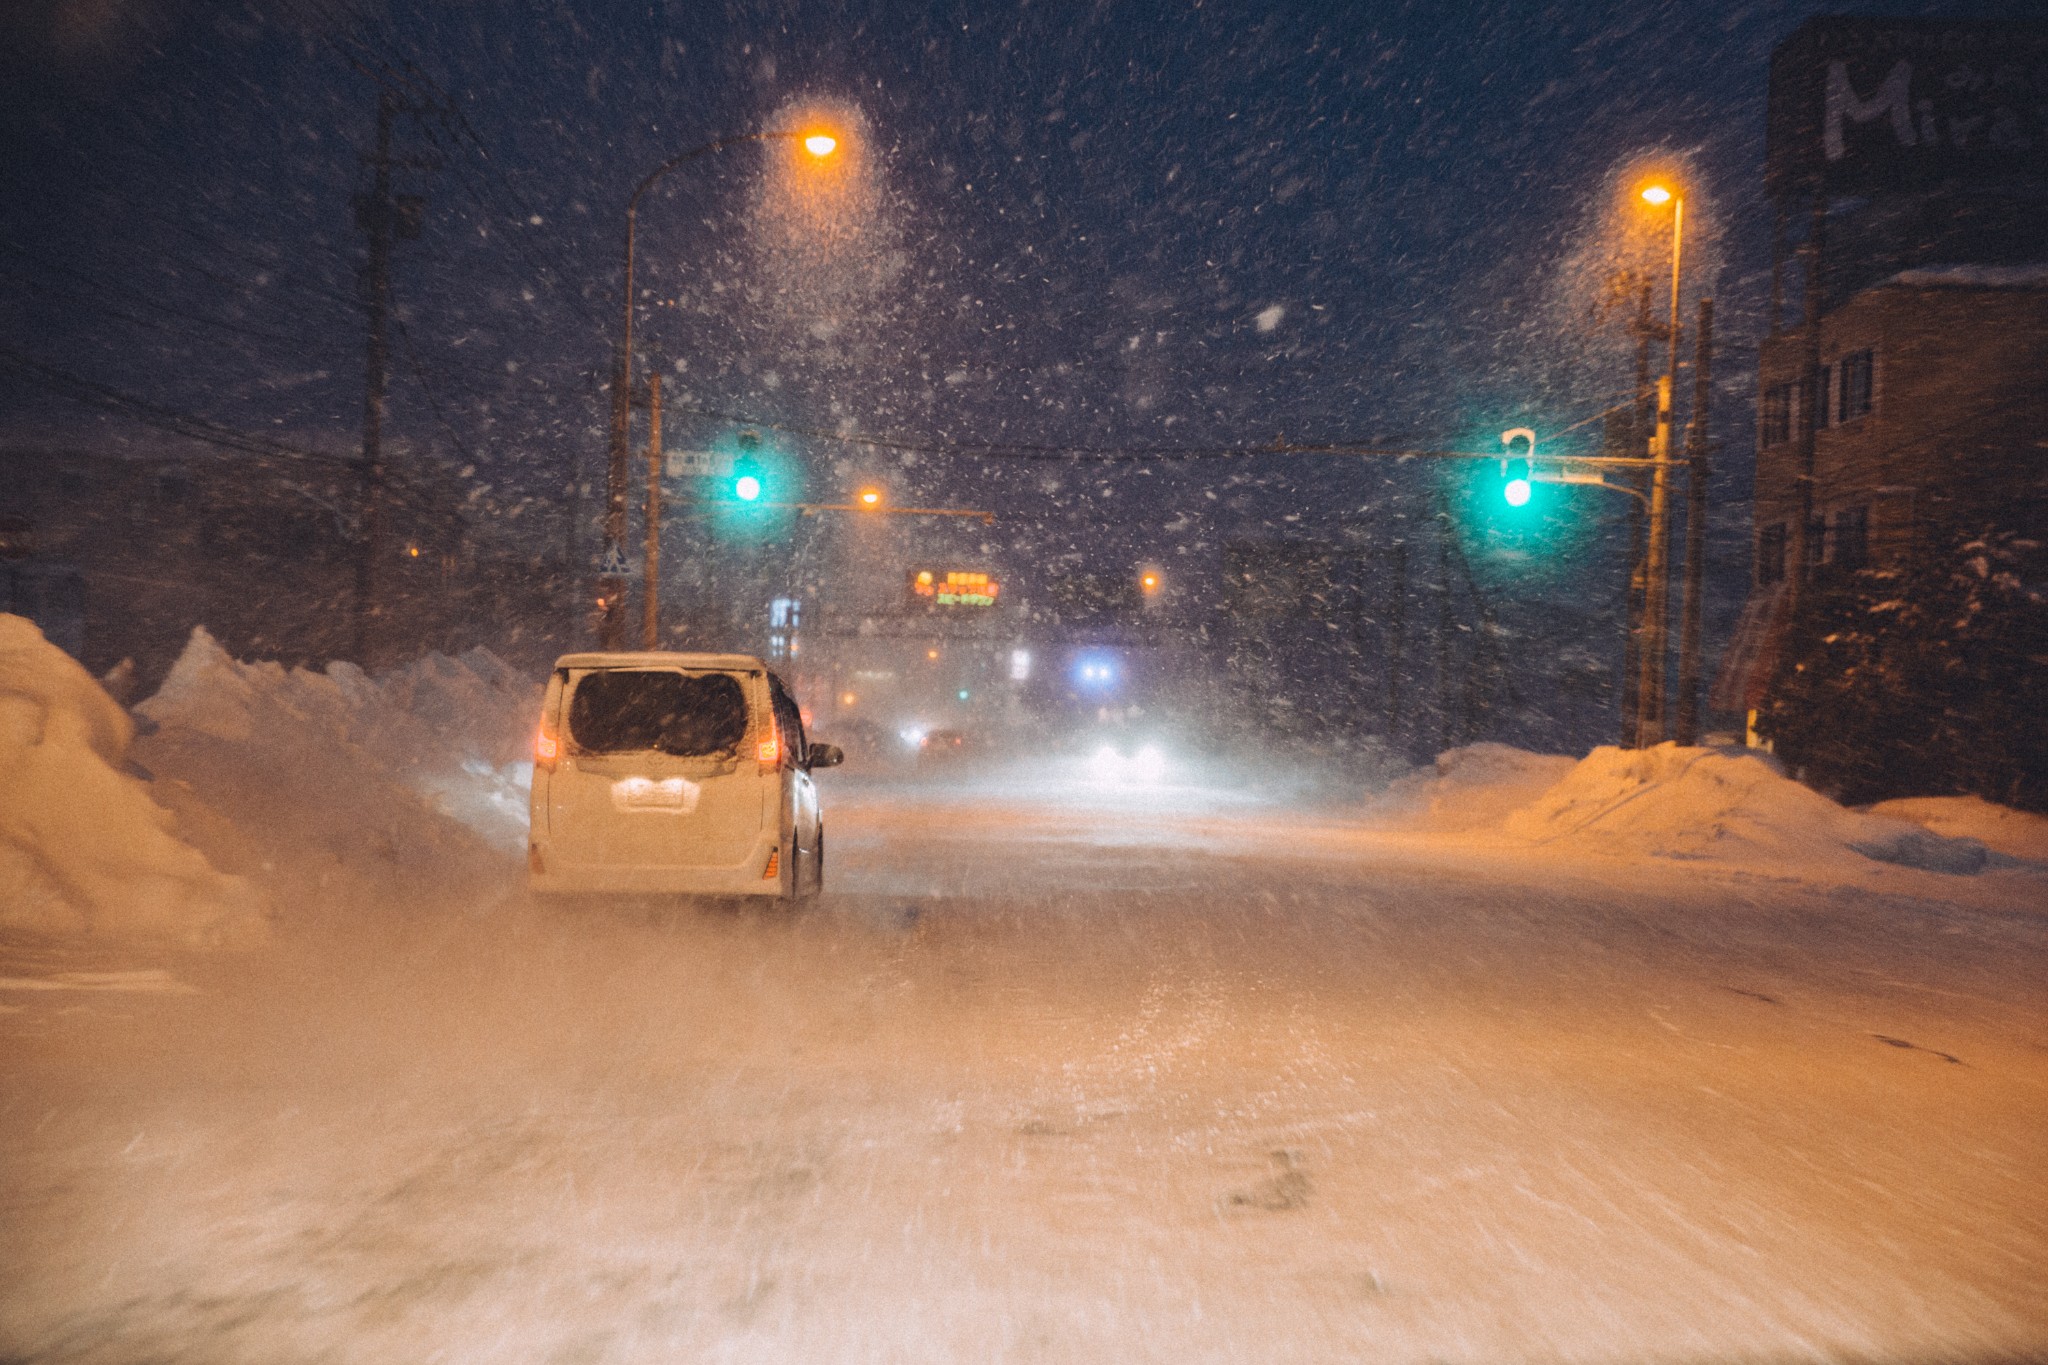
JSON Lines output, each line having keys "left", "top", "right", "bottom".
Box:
{"left": 908, "top": 569, "right": 1001, "bottom": 608}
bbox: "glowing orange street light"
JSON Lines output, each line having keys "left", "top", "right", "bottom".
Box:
{"left": 858, "top": 487, "right": 882, "bottom": 507}
{"left": 1634, "top": 177, "right": 1684, "bottom": 746}
{"left": 804, "top": 133, "right": 839, "bottom": 157}
{"left": 1140, "top": 570, "right": 1161, "bottom": 595}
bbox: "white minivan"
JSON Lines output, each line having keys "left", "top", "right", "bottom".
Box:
{"left": 527, "top": 651, "right": 842, "bottom": 898}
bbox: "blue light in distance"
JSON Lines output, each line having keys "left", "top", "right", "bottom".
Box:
{"left": 1072, "top": 653, "right": 1119, "bottom": 690}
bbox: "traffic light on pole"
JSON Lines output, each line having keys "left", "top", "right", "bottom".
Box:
{"left": 1499, "top": 428, "right": 1535, "bottom": 507}
{"left": 1503, "top": 459, "right": 1531, "bottom": 506}
{"left": 732, "top": 429, "right": 765, "bottom": 502}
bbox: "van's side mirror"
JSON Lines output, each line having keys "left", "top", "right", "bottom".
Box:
{"left": 808, "top": 743, "right": 844, "bottom": 770}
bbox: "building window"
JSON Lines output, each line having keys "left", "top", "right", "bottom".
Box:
{"left": 1833, "top": 505, "right": 1869, "bottom": 570}
{"left": 1838, "top": 349, "right": 1874, "bottom": 422}
{"left": 1804, "top": 517, "right": 1828, "bottom": 571}
{"left": 1757, "top": 524, "right": 1788, "bottom": 585}
{"left": 1813, "top": 365, "right": 1832, "bottom": 430}
{"left": 1761, "top": 383, "right": 1795, "bottom": 447}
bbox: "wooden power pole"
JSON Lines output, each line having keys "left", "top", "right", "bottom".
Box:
{"left": 1675, "top": 298, "right": 1714, "bottom": 745}
{"left": 350, "top": 87, "right": 436, "bottom": 668}
{"left": 642, "top": 373, "right": 663, "bottom": 649}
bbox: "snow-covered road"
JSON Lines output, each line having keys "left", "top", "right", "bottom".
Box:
{"left": 3, "top": 773, "right": 2044, "bottom": 1363}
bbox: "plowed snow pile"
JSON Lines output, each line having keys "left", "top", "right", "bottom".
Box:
{"left": 1364, "top": 743, "right": 1577, "bottom": 832}
{"left": 1376, "top": 741, "right": 2020, "bottom": 876}
{"left": 0, "top": 614, "right": 264, "bottom": 940}
{"left": 1497, "top": 744, "right": 1996, "bottom": 872}
{"left": 1867, "top": 796, "right": 2048, "bottom": 863}
{"left": 134, "top": 628, "right": 539, "bottom": 913}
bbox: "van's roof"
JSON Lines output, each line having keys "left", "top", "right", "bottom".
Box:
{"left": 553, "top": 651, "right": 766, "bottom": 672}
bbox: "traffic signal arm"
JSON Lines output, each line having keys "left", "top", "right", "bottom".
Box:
{"left": 792, "top": 502, "right": 997, "bottom": 523}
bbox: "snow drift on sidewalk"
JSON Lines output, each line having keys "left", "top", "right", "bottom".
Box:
{"left": 1373, "top": 741, "right": 2014, "bottom": 876}
{"left": 134, "top": 629, "right": 539, "bottom": 913}
{"left": 0, "top": 614, "right": 265, "bottom": 940}
{"left": 1866, "top": 796, "right": 2048, "bottom": 863}
{"left": 1497, "top": 744, "right": 1995, "bottom": 873}
{"left": 1363, "top": 743, "right": 1577, "bottom": 832}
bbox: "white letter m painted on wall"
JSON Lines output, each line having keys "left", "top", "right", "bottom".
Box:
{"left": 1824, "top": 60, "right": 1915, "bottom": 161}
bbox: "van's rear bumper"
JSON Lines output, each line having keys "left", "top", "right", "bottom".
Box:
{"left": 528, "top": 834, "right": 782, "bottom": 897}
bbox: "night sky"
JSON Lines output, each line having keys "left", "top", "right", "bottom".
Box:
{"left": 1, "top": 0, "right": 2031, "bottom": 652}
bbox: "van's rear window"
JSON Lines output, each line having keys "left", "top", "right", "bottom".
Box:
{"left": 567, "top": 671, "right": 749, "bottom": 756}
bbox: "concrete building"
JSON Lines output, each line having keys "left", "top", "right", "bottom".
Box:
{"left": 1749, "top": 267, "right": 2048, "bottom": 584}
{"left": 1713, "top": 17, "right": 2048, "bottom": 727}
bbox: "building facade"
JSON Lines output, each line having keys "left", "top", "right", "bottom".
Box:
{"left": 1714, "top": 18, "right": 2048, "bottom": 735}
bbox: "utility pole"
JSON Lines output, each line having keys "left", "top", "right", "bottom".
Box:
{"left": 350, "top": 87, "right": 435, "bottom": 668}
{"left": 1637, "top": 372, "right": 1674, "bottom": 745}
{"left": 1636, "top": 200, "right": 1685, "bottom": 747}
{"left": 1435, "top": 491, "right": 1456, "bottom": 752}
{"left": 1384, "top": 536, "right": 1408, "bottom": 747}
{"left": 642, "top": 372, "right": 663, "bottom": 649}
{"left": 1619, "top": 283, "right": 1653, "bottom": 747}
{"left": 1675, "top": 298, "right": 1714, "bottom": 745}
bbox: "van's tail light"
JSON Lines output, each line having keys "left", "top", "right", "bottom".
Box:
{"left": 758, "top": 718, "right": 782, "bottom": 768}
{"left": 535, "top": 723, "right": 560, "bottom": 771}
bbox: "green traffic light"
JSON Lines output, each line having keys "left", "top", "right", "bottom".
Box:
{"left": 1503, "top": 457, "right": 1531, "bottom": 506}
{"left": 735, "top": 474, "right": 762, "bottom": 501}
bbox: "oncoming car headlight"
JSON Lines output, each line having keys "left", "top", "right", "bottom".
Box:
{"left": 1086, "top": 741, "right": 1168, "bottom": 786}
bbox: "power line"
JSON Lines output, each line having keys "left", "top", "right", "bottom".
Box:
{"left": 0, "top": 344, "right": 347, "bottom": 467}
{"left": 640, "top": 398, "right": 1515, "bottom": 465}
{"left": 1, "top": 244, "right": 309, "bottom": 347}
{"left": 410, "top": 113, "right": 607, "bottom": 333}
{"left": 307, "top": 5, "right": 606, "bottom": 331}
{"left": 390, "top": 313, "right": 482, "bottom": 469}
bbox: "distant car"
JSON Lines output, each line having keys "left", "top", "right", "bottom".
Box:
{"left": 527, "top": 651, "right": 842, "bottom": 899}
{"left": 918, "top": 728, "right": 975, "bottom": 765}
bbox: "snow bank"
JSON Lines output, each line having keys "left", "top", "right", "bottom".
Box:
{"left": 1363, "top": 743, "right": 1577, "bottom": 832}
{"left": 1867, "top": 796, "right": 2048, "bottom": 864}
{"left": 134, "top": 629, "right": 539, "bottom": 914}
{"left": 1497, "top": 744, "right": 1994, "bottom": 873}
{"left": 0, "top": 614, "right": 264, "bottom": 941}
{"left": 1369, "top": 740, "right": 2011, "bottom": 877}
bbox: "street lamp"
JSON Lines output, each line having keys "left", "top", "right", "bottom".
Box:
{"left": 1635, "top": 178, "right": 1683, "bottom": 744}
{"left": 599, "top": 126, "right": 841, "bottom": 649}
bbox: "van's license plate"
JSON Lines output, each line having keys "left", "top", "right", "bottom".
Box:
{"left": 610, "top": 777, "right": 701, "bottom": 814}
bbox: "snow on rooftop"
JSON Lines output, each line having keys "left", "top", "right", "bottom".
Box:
{"left": 1884, "top": 262, "right": 2048, "bottom": 290}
